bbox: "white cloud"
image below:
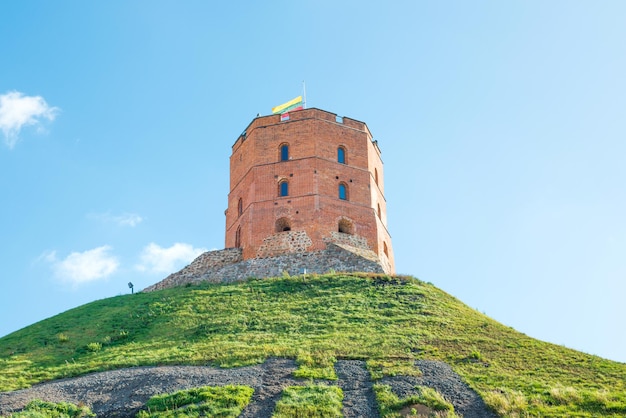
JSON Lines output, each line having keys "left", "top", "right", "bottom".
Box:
{"left": 88, "top": 212, "right": 144, "bottom": 227}
{"left": 136, "top": 242, "right": 207, "bottom": 274}
{"left": 39, "top": 250, "right": 58, "bottom": 264}
{"left": 116, "top": 213, "right": 144, "bottom": 227}
{"left": 0, "top": 91, "right": 59, "bottom": 148}
{"left": 45, "top": 246, "right": 119, "bottom": 285}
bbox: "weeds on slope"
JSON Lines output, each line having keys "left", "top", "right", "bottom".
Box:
{"left": 273, "top": 384, "right": 343, "bottom": 418}
{"left": 136, "top": 385, "right": 253, "bottom": 418}
{"left": 6, "top": 400, "right": 94, "bottom": 417}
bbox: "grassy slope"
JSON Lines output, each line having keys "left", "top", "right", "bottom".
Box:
{"left": 0, "top": 273, "right": 624, "bottom": 416}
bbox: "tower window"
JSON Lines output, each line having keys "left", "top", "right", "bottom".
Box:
{"left": 280, "top": 144, "right": 289, "bottom": 161}
{"left": 338, "top": 146, "right": 346, "bottom": 164}
{"left": 279, "top": 180, "right": 289, "bottom": 197}
{"left": 238, "top": 198, "right": 243, "bottom": 217}
{"left": 338, "top": 218, "right": 353, "bottom": 234}
{"left": 383, "top": 241, "right": 389, "bottom": 257}
{"left": 377, "top": 203, "right": 381, "bottom": 219}
{"left": 235, "top": 226, "right": 241, "bottom": 248}
{"left": 276, "top": 217, "right": 292, "bottom": 232}
{"left": 338, "top": 183, "right": 348, "bottom": 200}
{"left": 374, "top": 168, "right": 379, "bottom": 186}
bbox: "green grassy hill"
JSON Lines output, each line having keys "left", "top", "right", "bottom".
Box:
{"left": 0, "top": 273, "right": 624, "bottom": 416}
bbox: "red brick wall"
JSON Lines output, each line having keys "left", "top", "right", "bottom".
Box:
{"left": 225, "top": 108, "right": 395, "bottom": 273}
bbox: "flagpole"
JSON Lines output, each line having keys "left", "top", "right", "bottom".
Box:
{"left": 302, "top": 80, "right": 307, "bottom": 109}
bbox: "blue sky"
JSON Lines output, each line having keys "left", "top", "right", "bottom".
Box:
{"left": 1, "top": 1, "right": 624, "bottom": 364}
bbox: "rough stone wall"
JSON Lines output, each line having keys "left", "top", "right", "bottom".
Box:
{"left": 256, "top": 230, "right": 313, "bottom": 258}
{"left": 332, "top": 242, "right": 382, "bottom": 265}
{"left": 142, "top": 244, "right": 385, "bottom": 292}
{"left": 326, "top": 231, "right": 370, "bottom": 250}
{"left": 143, "top": 248, "right": 242, "bottom": 292}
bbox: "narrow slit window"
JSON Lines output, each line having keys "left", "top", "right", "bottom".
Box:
{"left": 339, "top": 183, "right": 348, "bottom": 200}
{"left": 338, "top": 146, "right": 346, "bottom": 164}
{"left": 238, "top": 198, "right": 243, "bottom": 217}
{"left": 235, "top": 226, "right": 241, "bottom": 248}
{"left": 280, "top": 181, "right": 289, "bottom": 197}
{"left": 280, "top": 144, "right": 289, "bottom": 161}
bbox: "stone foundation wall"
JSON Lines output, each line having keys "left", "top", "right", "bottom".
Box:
{"left": 143, "top": 244, "right": 385, "bottom": 292}
{"left": 256, "top": 230, "right": 313, "bottom": 258}
{"left": 143, "top": 248, "right": 243, "bottom": 292}
{"left": 379, "top": 252, "right": 393, "bottom": 274}
{"left": 326, "top": 231, "right": 370, "bottom": 250}
{"left": 332, "top": 242, "right": 381, "bottom": 264}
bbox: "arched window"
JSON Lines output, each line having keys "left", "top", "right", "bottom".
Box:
{"left": 337, "top": 146, "right": 346, "bottom": 164}
{"left": 280, "top": 143, "right": 289, "bottom": 161}
{"left": 237, "top": 198, "right": 243, "bottom": 217}
{"left": 279, "top": 180, "right": 289, "bottom": 197}
{"left": 276, "top": 217, "right": 291, "bottom": 232}
{"left": 338, "top": 218, "right": 353, "bottom": 235}
{"left": 338, "top": 183, "right": 348, "bottom": 200}
{"left": 383, "top": 241, "right": 389, "bottom": 257}
{"left": 377, "top": 203, "right": 381, "bottom": 219}
{"left": 235, "top": 226, "right": 241, "bottom": 248}
{"left": 374, "top": 168, "right": 379, "bottom": 186}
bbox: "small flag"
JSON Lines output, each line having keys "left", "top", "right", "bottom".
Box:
{"left": 272, "top": 96, "right": 303, "bottom": 114}
{"left": 281, "top": 113, "right": 290, "bottom": 121}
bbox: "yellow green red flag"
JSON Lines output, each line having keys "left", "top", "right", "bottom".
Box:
{"left": 272, "top": 96, "right": 303, "bottom": 114}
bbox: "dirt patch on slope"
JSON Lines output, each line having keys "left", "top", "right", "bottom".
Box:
{"left": 0, "top": 359, "right": 494, "bottom": 417}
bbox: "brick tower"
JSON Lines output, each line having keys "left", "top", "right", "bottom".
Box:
{"left": 225, "top": 108, "right": 394, "bottom": 274}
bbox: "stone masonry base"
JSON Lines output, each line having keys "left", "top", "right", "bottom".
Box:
{"left": 143, "top": 243, "right": 386, "bottom": 292}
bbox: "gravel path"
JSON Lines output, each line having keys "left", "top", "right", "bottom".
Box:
{"left": 0, "top": 359, "right": 495, "bottom": 417}
{"left": 336, "top": 360, "right": 379, "bottom": 418}
{"left": 0, "top": 362, "right": 269, "bottom": 417}
{"left": 239, "top": 358, "right": 300, "bottom": 418}
{"left": 380, "top": 360, "right": 498, "bottom": 418}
